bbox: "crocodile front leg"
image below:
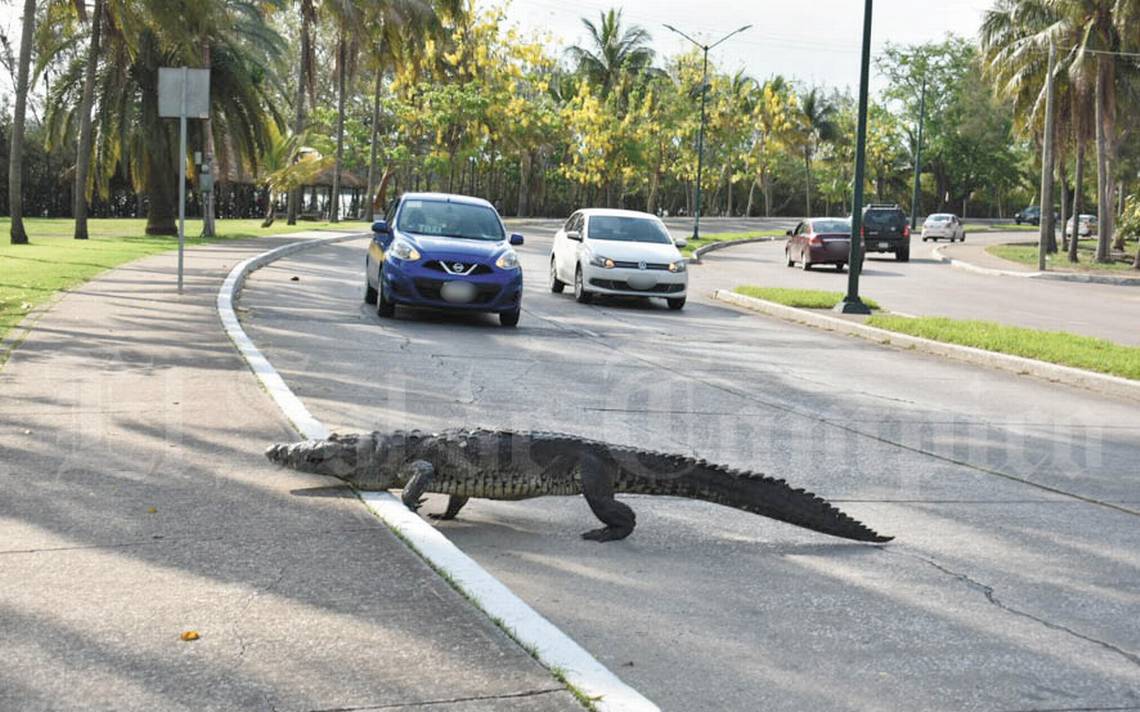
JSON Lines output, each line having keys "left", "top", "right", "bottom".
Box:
{"left": 400, "top": 460, "right": 435, "bottom": 512}
{"left": 428, "top": 496, "right": 469, "bottom": 521}
{"left": 579, "top": 452, "right": 636, "bottom": 542}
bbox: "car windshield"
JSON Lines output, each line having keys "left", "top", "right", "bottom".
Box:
{"left": 587, "top": 216, "right": 673, "bottom": 244}
{"left": 397, "top": 199, "right": 504, "bottom": 241}
{"left": 811, "top": 219, "right": 851, "bottom": 233}
{"left": 929, "top": 215, "right": 951, "bottom": 222}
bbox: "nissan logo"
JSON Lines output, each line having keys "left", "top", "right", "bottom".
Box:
{"left": 452, "top": 262, "right": 466, "bottom": 272}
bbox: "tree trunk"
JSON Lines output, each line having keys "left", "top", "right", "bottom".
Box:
{"left": 1070, "top": 137, "right": 1084, "bottom": 263}
{"left": 200, "top": 43, "right": 217, "bottom": 236}
{"left": 517, "top": 151, "right": 531, "bottom": 217}
{"left": 286, "top": 6, "right": 311, "bottom": 225}
{"left": 1112, "top": 179, "right": 1125, "bottom": 250}
{"left": 1095, "top": 56, "right": 1111, "bottom": 262}
{"left": 1057, "top": 160, "right": 1068, "bottom": 254}
{"left": 745, "top": 178, "right": 756, "bottom": 217}
{"left": 261, "top": 190, "right": 275, "bottom": 227}
{"left": 364, "top": 67, "right": 382, "bottom": 221}
{"left": 330, "top": 35, "right": 347, "bottom": 223}
{"left": 73, "top": 0, "right": 104, "bottom": 240}
{"left": 8, "top": 0, "right": 35, "bottom": 245}
{"left": 804, "top": 146, "right": 812, "bottom": 217}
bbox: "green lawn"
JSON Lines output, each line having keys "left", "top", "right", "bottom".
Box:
{"left": 0, "top": 217, "right": 347, "bottom": 343}
{"left": 986, "top": 223, "right": 1039, "bottom": 232}
{"left": 987, "top": 239, "right": 1140, "bottom": 272}
{"left": 866, "top": 315, "right": 1140, "bottom": 381}
{"left": 682, "top": 230, "right": 783, "bottom": 257}
{"left": 734, "top": 285, "right": 881, "bottom": 310}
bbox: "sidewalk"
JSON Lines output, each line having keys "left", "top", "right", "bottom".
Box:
{"left": 0, "top": 234, "right": 581, "bottom": 711}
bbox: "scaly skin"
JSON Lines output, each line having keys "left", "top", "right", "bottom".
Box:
{"left": 266, "top": 428, "right": 893, "bottom": 543}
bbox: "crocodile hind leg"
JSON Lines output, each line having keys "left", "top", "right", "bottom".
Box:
{"left": 579, "top": 453, "right": 636, "bottom": 542}
{"left": 428, "top": 496, "right": 469, "bottom": 521}
{"left": 400, "top": 460, "right": 435, "bottom": 512}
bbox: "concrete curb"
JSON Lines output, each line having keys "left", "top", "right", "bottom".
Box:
{"left": 688, "top": 236, "right": 777, "bottom": 263}
{"left": 713, "top": 289, "right": 1140, "bottom": 402}
{"left": 931, "top": 244, "right": 1140, "bottom": 286}
{"left": 218, "top": 233, "right": 658, "bottom": 712}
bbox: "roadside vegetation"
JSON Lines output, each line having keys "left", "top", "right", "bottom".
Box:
{"left": 866, "top": 315, "right": 1140, "bottom": 381}
{"left": 987, "top": 239, "right": 1139, "bottom": 273}
{"left": 680, "top": 230, "right": 783, "bottom": 257}
{"left": 734, "top": 286, "right": 880, "bottom": 310}
{"left": 0, "top": 218, "right": 336, "bottom": 342}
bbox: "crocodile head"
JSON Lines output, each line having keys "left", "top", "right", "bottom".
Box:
{"left": 265, "top": 431, "right": 428, "bottom": 490}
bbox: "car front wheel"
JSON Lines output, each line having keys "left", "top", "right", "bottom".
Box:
{"left": 550, "top": 258, "right": 565, "bottom": 293}
{"left": 500, "top": 308, "right": 520, "bottom": 327}
{"left": 786, "top": 248, "right": 795, "bottom": 267}
{"left": 574, "top": 266, "right": 592, "bottom": 304}
{"left": 376, "top": 265, "right": 395, "bottom": 318}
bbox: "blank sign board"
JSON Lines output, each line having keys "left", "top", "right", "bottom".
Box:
{"left": 158, "top": 67, "right": 210, "bottom": 118}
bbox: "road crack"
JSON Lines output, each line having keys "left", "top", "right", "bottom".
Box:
{"left": 898, "top": 551, "right": 1140, "bottom": 668}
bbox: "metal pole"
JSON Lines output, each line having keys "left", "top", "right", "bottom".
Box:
{"left": 1038, "top": 39, "right": 1056, "bottom": 271}
{"left": 836, "top": 0, "right": 873, "bottom": 315}
{"left": 178, "top": 66, "right": 187, "bottom": 293}
{"left": 910, "top": 77, "right": 926, "bottom": 230}
{"left": 693, "top": 47, "right": 708, "bottom": 240}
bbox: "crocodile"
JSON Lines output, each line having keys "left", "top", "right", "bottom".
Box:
{"left": 265, "top": 428, "right": 893, "bottom": 543}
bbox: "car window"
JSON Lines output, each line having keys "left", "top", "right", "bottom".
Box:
{"left": 864, "top": 210, "right": 904, "bottom": 229}
{"left": 564, "top": 213, "right": 579, "bottom": 232}
{"left": 586, "top": 216, "right": 672, "bottom": 244}
{"left": 812, "top": 219, "right": 850, "bottom": 233}
{"left": 397, "top": 199, "right": 505, "bottom": 241}
{"left": 792, "top": 222, "right": 804, "bottom": 236}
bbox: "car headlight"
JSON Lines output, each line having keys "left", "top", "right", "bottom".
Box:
{"left": 668, "top": 260, "right": 687, "bottom": 273}
{"left": 589, "top": 254, "right": 616, "bottom": 269}
{"left": 495, "top": 250, "right": 520, "bottom": 270}
{"left": 388, "top": 240, "right": 421, "bottom": 261}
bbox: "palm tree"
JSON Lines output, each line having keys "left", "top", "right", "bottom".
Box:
{"left": 70, "top": 0, "right": 105, "bottom": 240}
{"left": 798, "top": 87, "right": 839, "bottom": 217}
{"left": 8, "top": 0, "right": 35, "bottom": 245}
{"left": 567, "top": 9, "right": 656, "bottom": 100}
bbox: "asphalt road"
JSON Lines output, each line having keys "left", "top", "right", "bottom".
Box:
{"left": 240, "top": 222, "right": 1140, "bottom": 712}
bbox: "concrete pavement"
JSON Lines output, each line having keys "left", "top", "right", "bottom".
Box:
{"left": 0, "top": 232, "right": 583, "bottom": 711}
{"left": 239, "top": 226, "right": 1140, "bottom": 712}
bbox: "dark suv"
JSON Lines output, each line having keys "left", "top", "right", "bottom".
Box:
{"left": 1014, "top": 206, "right": 1060, "bottom": 226}
{"left": 861, "top": 204, "right": 911, "bottom": 262}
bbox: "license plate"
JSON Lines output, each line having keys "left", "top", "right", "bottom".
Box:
{"left": 878, "top": 242, "right": 889, "bottom": 248}
{"left": 440, "top": 281, "right": 477, "bottom": 304}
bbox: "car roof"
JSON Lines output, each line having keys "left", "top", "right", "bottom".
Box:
{"left": 577, "top": 208, "right": 662, "bottom": 220}
{"left": 400, "top": 192, "right": 495, "bottom": 209}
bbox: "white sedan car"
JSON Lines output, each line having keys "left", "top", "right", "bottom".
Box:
{"left": 921, "top": 213, "right": 966, "bottom": 242}
{"left": 550, "top": 208, "right": 689, "bottom": 310}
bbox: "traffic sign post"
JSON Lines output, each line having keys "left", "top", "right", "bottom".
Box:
{"left": 158, "top": 67, "right": 210, "bottom": 292}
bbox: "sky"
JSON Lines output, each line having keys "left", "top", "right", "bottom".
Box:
{"left": 0, "top": 0, "right": 992, "bottom": 98}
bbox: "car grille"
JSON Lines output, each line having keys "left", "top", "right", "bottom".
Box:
{"left": 611, "top": 260, "right": 671, "bottom": 270}
{"left": 423, "top": 260, "right": 493, "bottom": 276}
{"left": 413, "top": 278, "right": 501, "bottom": 304}
{"left": 590, "top": 279, "right": 684, "bottom": 294}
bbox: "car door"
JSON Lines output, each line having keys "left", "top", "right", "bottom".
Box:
{"left": 790, "top": 221, "right": 805, "bottom": 257}
{"left": 556, "top": 213, "right": 581, "bottom": 282}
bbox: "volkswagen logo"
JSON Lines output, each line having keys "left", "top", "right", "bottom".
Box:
{"left": 638, "top": 260, "right": 647, "bottom": 271}
{"left": 452, "top": 262, "right": 466, "bottom": 272}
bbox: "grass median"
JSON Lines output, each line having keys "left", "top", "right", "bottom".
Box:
{"left": 0, "top": 217, "right": 343, "bottom": 343}
{"left": 682, "top": 230, "right": 783, "bottom": 257}
{"left": 865, "top": 315, "right": 1140, "bottom": 380}
{"left": 987, "top": 238, "right": 1139, "bottom": 272}
{"left": 733, "top": 285, "right": 881, "bottom": 310}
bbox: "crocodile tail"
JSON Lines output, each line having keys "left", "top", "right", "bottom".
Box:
{"left": 613, "top": 450, "right": 892, "bottom": 543}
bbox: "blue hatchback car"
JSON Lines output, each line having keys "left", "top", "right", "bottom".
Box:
{"left": 365, "top": 193, "right": 524, "bottom": 327}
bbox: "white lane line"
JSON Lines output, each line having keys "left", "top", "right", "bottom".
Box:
{"left": 217, "top": 233, "right": 658, "bottom": 712}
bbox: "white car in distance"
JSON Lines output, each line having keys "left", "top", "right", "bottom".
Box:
{"left": 921, "top": 213, "right": 966, "bottom": 242}
{"left": 550, "top": 209, "right": 689, "bottom": 310}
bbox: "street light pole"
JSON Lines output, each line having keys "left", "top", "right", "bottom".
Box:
{"left": 836, "top": 0, "right": 874, "bottom": 315}
{"left": 910, "top": 77, "right": 927, "bottom": 231}
{"left": 663, "top": 23, "right": 751, "bottom": 241}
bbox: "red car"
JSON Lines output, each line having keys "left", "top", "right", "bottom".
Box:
{"left": 785, "top": 218, "right": 853, "bottom": 271}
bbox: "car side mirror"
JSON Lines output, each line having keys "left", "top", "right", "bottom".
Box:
{"left": 674, "top": 238, "right": 688, "bottom": 249}
{"left": 785, "top": 229, "right": 794, "bottom": 236}
{"left": 372, "top": 220, "right": 389, "bottom": 235}
{"left": 566, "top": 230, "right": 582, "bottom": 241}
{"left": 509, "top": 233, "right": 524, "bottom": 246}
